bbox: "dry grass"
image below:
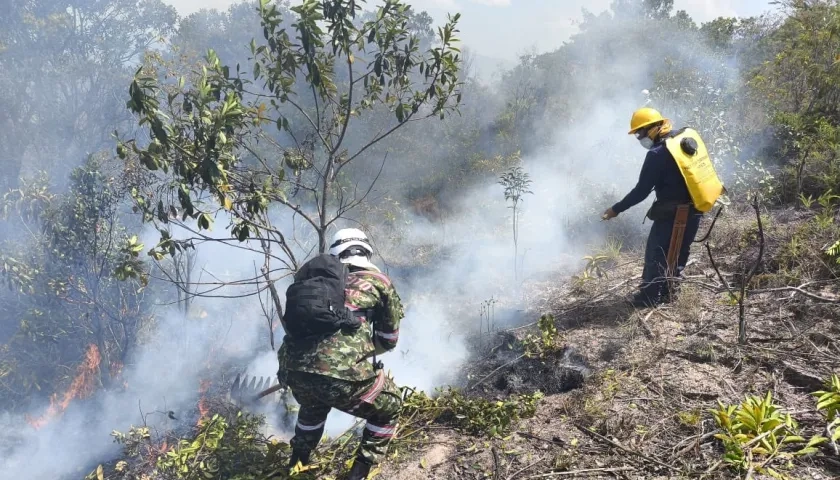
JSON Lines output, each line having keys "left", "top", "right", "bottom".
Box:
{"left": 378, "top": 206, "right": 840, "bottom": 480}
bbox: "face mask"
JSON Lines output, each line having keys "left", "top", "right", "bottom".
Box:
{"left": 639, "top": 137, "right": 654, "bottom": 149}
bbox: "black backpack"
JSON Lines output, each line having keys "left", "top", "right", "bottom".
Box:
{"left": 282, "top": 254, "right": 361, "bottom": 339}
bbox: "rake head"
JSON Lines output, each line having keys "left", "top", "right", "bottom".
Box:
{"left": 228, "top": 373, "right": 285, "bottom": 406}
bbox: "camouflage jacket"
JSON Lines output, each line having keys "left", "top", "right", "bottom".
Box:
{"left": 278, "top": 265, "right": 404, "bottom": 382}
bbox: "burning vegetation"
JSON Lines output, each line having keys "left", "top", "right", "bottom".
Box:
{"left": 197, "top": 379, "right": 212, "bottom": 425}
{"left": 4, "top": 1, "right": 840, "bottom": 480}
{"left": 25, "top": 344, "right": 101, "bottom": 430}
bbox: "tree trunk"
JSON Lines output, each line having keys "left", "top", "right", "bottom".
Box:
{"left": 93, "top": 312, "right": 112, "bottom": 390}
{"left": 318, "top": 227, "right": 328, "bottom": 254}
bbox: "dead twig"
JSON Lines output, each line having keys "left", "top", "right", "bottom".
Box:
{"left": 525, "top": 466, "right": 635, "bottom": 479}
{"left": 468, "top": 354, "right": 526, "bottom": 391}
{"left": 704, "top": 459, "right": 724, "bottom": 475}
{"left": 492, "top": 447, "right": 501, "bottom": 480}
{"left": 674, "top": 431, "right": 717, "bottom": 457}
{"left": 504, "top": 279, "right": 633, "bottom": 333}
{"left": 574, "top": 424, "right": 682, "bottom": 473}
{"left": 638, "top": 310, "right": 655, "bottom": 339}
{"left": 517, "top": 431, "right": 565, "bottom": 446}
{"left": 747, "top": 285, "right": 840, "bottom": 303}
{"left": 506, "top": 458, "right": 544, "bottom": 480}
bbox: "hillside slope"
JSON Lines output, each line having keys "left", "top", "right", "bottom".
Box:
{"left": 88, "top": 205, "right": 840, "bottom": 480}
{"left": 376, "top": 206, "right": 840, "bottom": 480}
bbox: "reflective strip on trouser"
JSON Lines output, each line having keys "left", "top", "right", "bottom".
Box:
{"left": 290, "top": 403, "right": 330, "bottom": 458}
{"left": 296, "top": 419, "right": 326, "bottom": 431}
{"left": 375, "top": 330, "right": 399, "bottom": 342}
{"left": 353, "top": 370, "right": 385, "bottom": 409}
{"left": 285, "top": 370, "right": 402, "bottom": 465}
{"left": 364, "top": 421, "right": 397, "bottom": 439}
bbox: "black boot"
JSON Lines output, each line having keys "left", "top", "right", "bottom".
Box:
{"left": 629, "top": 291, "right": 660, "bottom": 308}
{"left": 347, "top": 460, "right": 372, "bottom": 480}
{"left": 288, "top": 450, "right": 311, "bottom": 471}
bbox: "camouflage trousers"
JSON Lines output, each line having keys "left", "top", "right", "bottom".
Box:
{"left": 285, "top": 370, "right": 402, "bottom": 466}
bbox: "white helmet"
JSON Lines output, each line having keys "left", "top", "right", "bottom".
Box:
{"left": 329, "top": 228, "right": 373, "bottom": 258}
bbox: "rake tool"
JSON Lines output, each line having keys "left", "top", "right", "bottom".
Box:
{"left": 229, "top": 373, "right": 285, "bottom": 406}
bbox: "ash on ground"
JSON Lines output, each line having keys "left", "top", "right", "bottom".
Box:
{"left": 465, "top": 332, "right": 591, "bottom": 398}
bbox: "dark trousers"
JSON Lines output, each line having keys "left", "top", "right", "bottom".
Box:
{"left": 640, "top": 213, "right": 703, "bottom": 300}
{"left": 286, "top": 370, "right": 402, "bottom": 466}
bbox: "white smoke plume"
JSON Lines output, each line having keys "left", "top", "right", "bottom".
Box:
{"left": 0, "top": 3, "right": 757, "bottom": 479}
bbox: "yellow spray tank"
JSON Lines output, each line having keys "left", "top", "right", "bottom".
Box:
{"left": 664, "top": 128, "right": 725, "bottom": 212}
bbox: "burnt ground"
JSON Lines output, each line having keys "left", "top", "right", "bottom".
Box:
{"left": 378, "top": 208, "right": 840, "bottom": 480}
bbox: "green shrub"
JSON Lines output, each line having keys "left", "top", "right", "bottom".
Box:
{"left": 711, "top": 392, "right": 824, "bottom": 478}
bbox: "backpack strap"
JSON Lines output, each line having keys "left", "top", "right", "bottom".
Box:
{"left": 350, "top": 308, "right": 376, "bottom": 320}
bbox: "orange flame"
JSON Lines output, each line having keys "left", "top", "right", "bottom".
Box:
{"left": 27, "top": 344, "right": 101, "bottom": 429}
{"left": 197, "top": 379, "right": 211, "bottom": 425}
{"left": 148, "top": 439, "right": 170, "bottom": 463}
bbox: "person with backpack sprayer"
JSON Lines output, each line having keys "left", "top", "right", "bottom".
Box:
{"left": 277, "top": 228, "right": 405, "bottom": 480}
{"left": 602, "top": 107, "right": 725, "bottom": 308}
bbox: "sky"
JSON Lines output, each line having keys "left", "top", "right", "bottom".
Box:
{"left": 163, "top": 0, "right": 777, "bottom": 60}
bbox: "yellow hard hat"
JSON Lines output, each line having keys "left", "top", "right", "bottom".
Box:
{"left": 628, "top": 107, "right": 665, "bottom": 134}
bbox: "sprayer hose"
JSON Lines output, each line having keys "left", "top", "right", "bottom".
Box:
{"left": 693, "top": 205, "right": 725, "bottom": 244}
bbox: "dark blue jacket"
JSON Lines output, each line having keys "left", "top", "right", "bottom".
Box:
{"left": 611, "top": 131, "right": 692, "bottom": 214}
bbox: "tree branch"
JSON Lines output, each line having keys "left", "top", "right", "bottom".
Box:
{"left": 259, "top": 238, "right": 284, "bottom": 350}
{"left": 331, "top": 55, "right": 354, "bottom": 156}
{"left": 739, "top": 196, "right": 765, "bottom": 344}
{"left": 330, "top": 152, "right": 387, "bottom": 223}
{"left": 705, "top": 243, "right": 737, "bottom": 300}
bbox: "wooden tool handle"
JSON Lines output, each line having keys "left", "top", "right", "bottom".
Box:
{"left": 254, "top": 383, "right": 285, "bottom": 400}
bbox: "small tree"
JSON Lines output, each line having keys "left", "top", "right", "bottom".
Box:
{"left": 0, "top": 157, "right": 150, "bottom": 409}
{"left": 498, "top": 162, "right": 532, "bottom": 281}
{"left": 120, "top": 0, "right": 463, "bottom": 300}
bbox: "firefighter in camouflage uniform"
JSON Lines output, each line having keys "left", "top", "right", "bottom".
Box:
{"left": 277, "top": 228, "right": 404, "bottom": 480}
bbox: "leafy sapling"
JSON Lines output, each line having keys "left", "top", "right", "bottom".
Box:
{"left": 499, "top": 163, "right": 533, "bottom": 282}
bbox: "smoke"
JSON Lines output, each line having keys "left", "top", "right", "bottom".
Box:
{"left": 0, "top": 3, "right": 758, "bottom": 479}
{"left": 0, "top": 214, "right": 280, "bottom": 478}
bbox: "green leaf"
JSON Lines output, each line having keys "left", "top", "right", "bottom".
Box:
{"left": 197, "top": 213, "right": 213, "bottom": 230}
{"left": 817, "top": 397, "right": 839, "bottom": 411}
{"left": 236, "top": 224, "right": 249, "bottom": 242}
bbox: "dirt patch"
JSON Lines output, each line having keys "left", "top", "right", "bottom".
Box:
{"left": 653, "top": 355, "right": 730, "bottom": 401}
{"left": 380, "top": 432, "right": 457, "bottom": 480}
